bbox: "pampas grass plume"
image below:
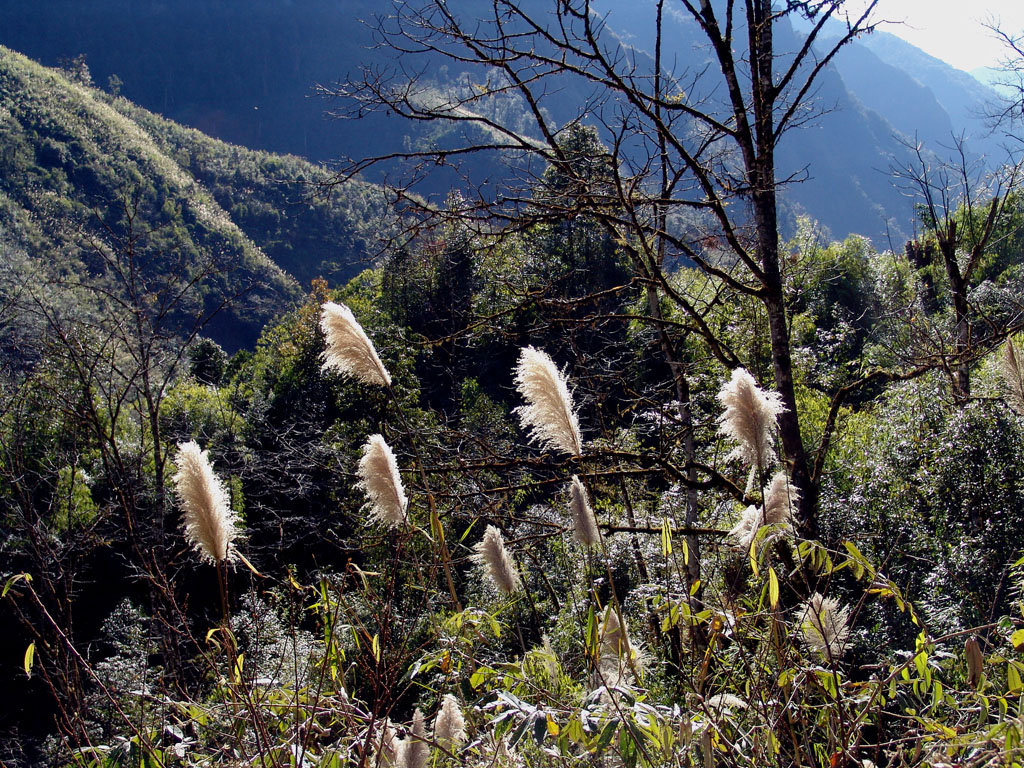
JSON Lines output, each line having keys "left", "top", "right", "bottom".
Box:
{"left": 358, "top": 435, "right": 408, "bottom": 527}
{"left": 433, "top": 694, "right": 466, "bottom": 752}
{"left": 1000, "top": 336, "right": 1024, "bottom": 415}
{"left": 569, "top": 475, "right": 600, "bottom": 546}
{"left": 320, "top": 301, "right": 392, "bottom": 387}
{"left": 474, "top": 525, "right": 521, "bottom": 594}
{"left": 730, "top": 472, "right": 797, "bottom": 552}
{"left": 374, "top": 719, "right": 399, "bottom": 768}
{"left": 728, "top": 504, "right": 761, "bottom": 552}
{"left": 763, "top": 472, "right": 798, "bottom": 527}
{"left": 598, "top": 606, "right": 644, "bottom": 687}
{"left": 797, "top": 592, "right": 851, "bottom": 661}
{"left": 172, "top": 441, "right": 239, "bottom": 563}
{"left": 399, "top": 709, "right": 428, "bottom": 768}
{"left": 514, "top": 346, "right": 583, "bottom": 456}
{"left": 601, "top": 606, "right": 631, "bottom": 660}
{"left": 717, "top": 367, "right": 785, "bottom": 471}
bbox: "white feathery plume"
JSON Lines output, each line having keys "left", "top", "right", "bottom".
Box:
{"left": 601, "top": 606, "right": 631, "bottom": 660}
{"left": 513, "top": 346, "right": 583, "bottom": 456}
{"left": 728, "top": 505, "right": 761, "bottom": 553}
{"left": 541, "top": 635, "right": 559, "bottom": 682}
{"left": 473, "top": 524, "right": 521, "bottom": 594}
{"left": 398, "top": 709, "right": 428, "bottom": 768}
{"left": 797, "top": 592, "right": 852, "bottom": 661}
{"left": 596, "top": 606, "right": 644, "bottom": 691}
{"left": 704, "top": 693, "right": 748, "bottom": 713}
{"left": 1000, "top": 336, "right": 1024, "bottom": 415}
{"left": 172, "top": 441, "right": 240, "bottom": 564}
{"left": 433, "top": 694, "right": 467, "bottom": 753}
{"left": 494, "top": 736, "right": 524, "bottom": 768}
{"left": 763, "top": 472, "right": 799, "bottom": 528}
{"left": 373, "top": 720, "right": 399, "bottom": 768}
{"left": 730, "top": 473, "right": 798, "bottom": 553}
{"left": 358, "top": 435, "right": 408, "bottom": 527}
{"left": 717, "top": 367, "right": 785, "bottom": 472}
{"left": 568, "top": 475, "right": 600, "bottom": 547}
{"left": 320, "top": 301, "right": 392, "bottom": 387}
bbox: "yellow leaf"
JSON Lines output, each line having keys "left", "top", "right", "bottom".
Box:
{"left": 235, "top": 550, "right": 261, "bottom": 576}
{"left": 1012, "top": 629, "right": 1024, "bottom": 651}
{"left": 546, "top": 715, "right": 560, "bottom": 736}
{"left": 768, "top": 567, "right": 779, "bottom": 609}
{"left": 24, "top": 642, "right": 35, "bottom": 679}
{"left": 372, "top": 633, "right": 381, "bottom": 663}
{"left": 234, "top": 653, "right": 244, "bottom": 684}
{"left": 431, "top": 506, "right": 445, "bottom": 544}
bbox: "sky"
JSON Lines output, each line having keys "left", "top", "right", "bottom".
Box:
{"left": 855, "top": 0, "right": 1024, "bottom": 72}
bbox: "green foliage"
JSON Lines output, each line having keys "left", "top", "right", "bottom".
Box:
{"left": 820, "top": 377, "right": 1024, "bottom": 639}
{"left": 0, "top": 44, "right": 300, "bottom": 350}
{"left": 2, "top": 44, "right": 1023, "bottom": 764}
{"left": 116, "top": 97, "right": 394, "bottom": 289}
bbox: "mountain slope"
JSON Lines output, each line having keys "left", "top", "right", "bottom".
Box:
{"left": 0, "top": 46, "right": 390, "bottom": 351}
{"left": 836, "top": 30, "right": 1005, "bottom": 164}
{"left": 0, "top": 0, "right": 931, "bottom": 244}
{"left": 5, "top": 1, "right": 1002, "bottom": 246}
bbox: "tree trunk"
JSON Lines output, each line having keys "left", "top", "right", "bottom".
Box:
{"left": 748, "top": 0, "right": 817, "bottom": 538}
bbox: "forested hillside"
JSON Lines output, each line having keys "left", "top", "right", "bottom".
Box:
{"left": 0, "top": 45, "right": 391, "bottom": 353}
{"left": 2, "top": 2, "right": 1024, "bottom": 768}
{"left": 0, "top": 0, "right": 1003, "bottom": 244}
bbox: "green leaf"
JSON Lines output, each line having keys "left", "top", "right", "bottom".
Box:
{"left": 1009, "top": 662, "right": 1022, "bottom": 694}
{"left": 593, "top": 719, "right": 619, "bottom": 753}
{"left": 485, "top": 612, "right": 502, "bottom": 639}
{"left": 3, "top": 573, "right": 31, "bottom": 598}
{"left": 1011, "top": 629, "right": 1024, "bottom": 651}
{"left": 585, "top": 605, "right": 598, "bottom": 661}
{"left": 470, "top": 666, "right": 494, "bottom": 689}
{"left": 24, "top": 642, "right": 35, "bottom": 679}
{"left": 508, "top": 716, "right": 532, "bottom": 748}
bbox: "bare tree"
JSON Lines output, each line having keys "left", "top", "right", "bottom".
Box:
{"left": 331, "top": 0, "right": 884, "bottom": 545}
{"left": 0, "top": 196, "right": 256, "bottom": 750}
{"left": 986, "top": 20, "right": 1024, "bottom": 137}
{"left": 892, "top": 135, "right": 1024, "bottom": 401}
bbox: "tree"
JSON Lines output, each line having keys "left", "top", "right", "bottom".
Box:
{"left": 0, "top": 195, "right": 260, "bottom": 751}
{"left": 892, "top": 136, "right": 1024, "bottom": 401}
{"left": 987, "top": 20, "right": 1024, "bottom": 136}
{"left": 335, "top": 0, "right": 881, "bottom": 543}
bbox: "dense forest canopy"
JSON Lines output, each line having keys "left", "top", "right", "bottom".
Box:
{"left": 1, "top": 2, "right": 1024, "bottom": 767}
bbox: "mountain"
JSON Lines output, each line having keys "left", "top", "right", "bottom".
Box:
{"left": 0, "top": 1, "right": 1003, "bottom": 246}
{"left": 591, "top": 0, "right": 923, "bottom": 243}
{"left": 835, "top": 30, "right": 1006, "bottom": 165}
{"left": 0, "top": 45, "right": 390, "bottom": 352}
